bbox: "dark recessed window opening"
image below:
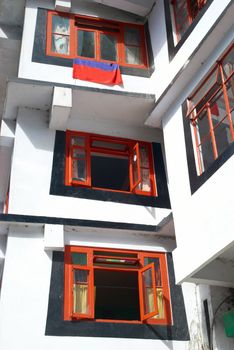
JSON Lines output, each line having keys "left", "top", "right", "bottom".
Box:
{"left": 91, "top": 154, "right": 130, "bottom": 191}
{"left": 94, "top": 269, "right": 140, "bottom": 320}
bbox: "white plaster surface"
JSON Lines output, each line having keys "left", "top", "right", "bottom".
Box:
{"left": 163, "top": 104, "right": 234, "bottom": 283}
{"left": 44, "top": 224, "right": 64, "bottom": 250}
{"left": 8, "top": 107, "right": 171, "bottom": 228}
{"left": 0, "top": 224, "right": 195, "bottom": 350}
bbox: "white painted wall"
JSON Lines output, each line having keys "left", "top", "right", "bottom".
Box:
{"left": 64, "top": 225, "right": 176, "bottom": 252}
{"left": 0, "top": 223, "right": 203, "bottom": 350}
{"left": 0, "top": 36, "right": 20, "bottom": 119}
{"left": 8, "top": 107, "right": 171, "bottom": 227}
{"left": 163, "top": 99, "right": 234, "bottom": 284}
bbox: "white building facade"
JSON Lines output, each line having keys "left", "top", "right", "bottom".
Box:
{"left": 0, "top": 0, "right": 233, "bottom": 349}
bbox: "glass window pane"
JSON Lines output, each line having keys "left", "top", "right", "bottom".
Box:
{"left": 125, "top": 46, "right": 141, "bottom": 65}
{"left": 100, "top": 34, "right": 117, "bottom": 61}
{"left": 78, "top": 30, "right": 95, "bottom": 58}
{"left": 222, "top": 47, "right": 234, "bottom": 80}
{"left": 52, "top": 34, "right": 69, "bottom": 55}
{"left": 72, "top": 252, "right": 87, "bottom": 266}
{"left": 73, "top": 269, "right": 89, "bottom": 314}
{"left": 137, "top": 168, "right": 151, "bottom": 192}
{"left": 144, "top": 257, "right": 162, "bottom": 286}
{"left": 94, "top": 251, "right": 137, "bottom": 258}
{"left": 174, "top": 0, "right": 186, "bottom": 11}
{"left": 142, "top": 268, "right": 156, "bottom": 315}
{"left": 155, "top": 288, "right": 164, "bottom": 319}
{"left": 72, "top": 136, "right": 85, "bottom": 147}
{"left": 124, "top": 27, "right": 140, "bottom": 45}
{"left": 190, "top": 0, "right": 199, "bottom": 19}
{"left": 140, "top": 146, "right": 149, "bottom": 167}
{"left": 92, "top": 139, "right": 127, "bottom": 151}
{"left": 214, "top": 119, "right": 233, "bottom": 156}
{"left": 197, "top": 110, "right": 210, "bottom": 140}
{"left": 226, "top": 81, "right": 234, "bottom": 125}
{"left": 199, "top": 138, "right": 214, "bottom": 172}
{"left": 73, "top": 148, "right": 86, "bottom": 158}
{"left": 52, "top": 16, "right": 70, "bottom": 34}
{"left": 72, "top": 158, "right": 86, "bottom": 182}
{"left": 176, "top": 5, "right": 189, "bottom": 26}
{"left": 210, "top": 88, "right": 233, "bottom": 151}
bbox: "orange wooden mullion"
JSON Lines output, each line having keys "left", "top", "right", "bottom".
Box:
{"left": 159, "top": 254, "right": 173, "bottom": 325}
{"left": 206, "top": 103, "right": 218, "bottom": 160}
{"left": 64, "top": 246, "right": 73, "bottom": 320}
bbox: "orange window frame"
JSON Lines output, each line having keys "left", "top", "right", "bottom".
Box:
{"left": 186, "top": 43, "right": 234, "bottom": 175}
{"left": 64, "top": 245, "right": 172, "bottom": 325}
{"left": 46, "top": 11, "right": 149, "bottom": 69}
{"left": 65, "top": 130, "right": 157, "bottom": 197}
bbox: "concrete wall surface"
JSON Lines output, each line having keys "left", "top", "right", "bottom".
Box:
{"left": 0, "top": 224, "right": 205, "bottom": 350}
{"left": 7, "top": 107, "right": 170, "bottom": 226}
{"left": 162, "top": 26, "right": 234, "bottom": 282}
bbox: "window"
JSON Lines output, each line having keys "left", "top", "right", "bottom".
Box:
{"left": 46, "top": 11, "right": 148, "bottom": 68}
{"left": 170, "top": 0, "right": 207, "bottom": 43}
{"left": 64, "top": 246, "right": 172, "bottom": 324}
{"left": 65, "top": 131, "right": 157, "bottom": 196}
{"left": 186, "top": 44, "right": 234, "bottom": 175}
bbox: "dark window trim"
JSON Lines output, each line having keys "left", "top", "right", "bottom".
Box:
{"left": 0, "top": 213, "right": 159, "bottom": 232}
{"left": 50, "top": 131, "right": 171, "bottom": 208}
{"left": 45, "top": 251, "right": 190, "bottom": 340}
{"left": 32, "top": 8, "right": 154, "bottom": 78}
{"left": 164, "top": 0, "right": 214, "bottom": 61}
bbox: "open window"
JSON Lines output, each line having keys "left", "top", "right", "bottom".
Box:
{"left": 64, "top": 246, "right": 172, "bottom": 324}
{"left": 65, "top": 131, "right": 157, "bottom": 197}
{"left": 186, "top": 43, "right": 234, "bottom": 175}
{"left": 46, "top": 11, "right": 148, "bottom": 69}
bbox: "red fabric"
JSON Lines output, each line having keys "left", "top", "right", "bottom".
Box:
{"left": 210, "top": 102, "right": 220, "bottom": 116}
{"left": 73, "top": 61, "right": 123, "bottom": 86}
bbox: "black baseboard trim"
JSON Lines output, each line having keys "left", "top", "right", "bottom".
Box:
{"left": 0, "top": 213, "right": 160, "bottom": 232}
